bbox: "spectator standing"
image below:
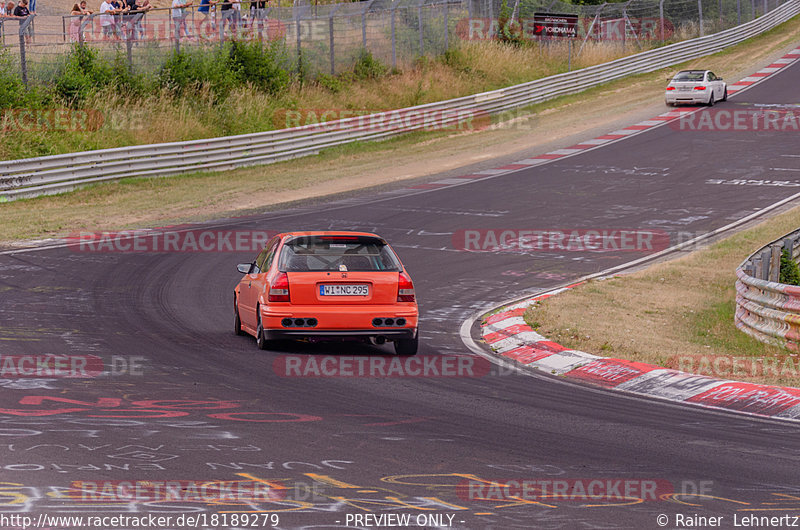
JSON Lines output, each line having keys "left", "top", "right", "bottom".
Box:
{"left": 197, "top": 0, "right": 215, "bottom": 37}
{"left": 219, "top": 0, "right": 234, "bottom": 36}
{"left": 69, "top": 3, "right": 81, "bottom": 41}
{"left": 2, "top": 2, "right": 16, "bottom": 17}
{"left": 99, "top": 0, "right": 119, "bottom": 39}
{"left": 132, "top": 0, "right": 150, "bottom": 40}
{"left": 248, "top": 0, "right": 264, "bottom": 33}
{"left": 230, "top": 0, "right": 240, "bottom": 35}
{"left": 171, "top": 0, "right": 192, "bottom": 39}
{"left": 121, "top": 0, "right": 138, "bottom": 40}
{"left": 13, "top": 0, "right": 32, "bottom": 43}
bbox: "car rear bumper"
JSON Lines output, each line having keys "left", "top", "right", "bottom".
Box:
{"left": 261, "top": 304, "right": 418, "bottom": 336}
{"left": 263, "top": 328, "right": 417, "bottom": 340}
{"left": 665, "top": 93, "right": 709, "bottom": 104}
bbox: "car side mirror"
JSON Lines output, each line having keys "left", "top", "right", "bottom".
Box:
{"left": 718, "top": 77, "right": 723, "bottom": 81}
{"left": 237, "top": 263, "right": 250, "bottom": 274}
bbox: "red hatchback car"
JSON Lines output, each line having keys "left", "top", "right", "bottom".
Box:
{"left": 234, "top": 232, "right": 419, "bottom": 355}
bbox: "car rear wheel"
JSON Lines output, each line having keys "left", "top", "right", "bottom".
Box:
{"left": 256, "top": 309, "right": 269, "bottom": 350}
{"left": 721, "top": 87, "right": 728, "bottom": 101}
{"left": 394, "top": 334, "right": 418, "bottom": 356}
{"left": 707, "top": 93, "right": 715, "bottom": 106}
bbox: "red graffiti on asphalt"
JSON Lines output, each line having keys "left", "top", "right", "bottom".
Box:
{"left": 0, "top": 396, "right": 431, "bottom": 425}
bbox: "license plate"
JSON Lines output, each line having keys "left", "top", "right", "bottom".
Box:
{"left": 679, "top": 87, "right": 692, "bottom": 91}
{"left": 320, "top": 284, "right": 369, "bottom": 296}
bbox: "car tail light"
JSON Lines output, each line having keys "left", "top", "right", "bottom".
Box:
{"left": 268, "top": 272, "right": 290, "bottom": 302}
{"left": 397, "top": 271, "right": 415, "bottom": 302}
{"left": 666, "top": 86, "right": 676, "bottom": 91}
{"left": 693, "top": 86, "right": 706, "bottom": 90}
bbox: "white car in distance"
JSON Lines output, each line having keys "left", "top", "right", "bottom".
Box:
{"left": 665, "top": 70, "right": 727, "bottom": 106}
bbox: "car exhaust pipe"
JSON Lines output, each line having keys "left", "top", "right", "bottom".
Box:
{"left": 375, "top": 336, "right": 386, "bottom": 345}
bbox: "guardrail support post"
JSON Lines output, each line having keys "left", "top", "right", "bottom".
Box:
{"left": 770, "top": 244, "right": 782, "bottom": 282}
{"left": 761, "top": 249, "right": 772, "bottom": 280}
{"left": 737, "top": 0, "right": 741, "bottom": 24}
{"left": 659, "top": 0, "right": 665, "bottom": 43}
{"left": 754, "top": 256, "right": 763, "bottom": 279}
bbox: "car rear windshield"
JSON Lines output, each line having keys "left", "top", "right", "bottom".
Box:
{"left": 672, "top": 71, "right": 705, "bottom": 82}
{"left": 278, "top": 236, "right": 403, "bottom": 272}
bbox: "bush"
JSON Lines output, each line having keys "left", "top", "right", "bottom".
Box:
{"left": 160, "top": 41, "right": 288, "bottom": 100}
{"left": 0, "top": 51, "right": 28, "bottom": 110}
{"left": 316, "top": 73, "right": 343, "bottom": 93}
{"left": 352, "top": 50, "right": 387, "bottom": 80}
{"left": 227, "top": 40, "right": 290, "bottom": 94}
{"left": 158, "top": 48, "right": 238, "bottom": 100}
{"left": 779, "top": 249, "right": 800, "bottom": 286}
{"left": 54, "top": 45, "right": 112, "bottom": 105}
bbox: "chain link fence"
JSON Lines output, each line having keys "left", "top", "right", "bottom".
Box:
{"left": 0, "top": 0, "right": 793, "bottom": 86}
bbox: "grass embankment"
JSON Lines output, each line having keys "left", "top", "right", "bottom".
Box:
{"left": 0, "top": 38, "right": 642, "bottom": 161}
{"left": 525, "top": 205, "right": 800, "bottom": 388}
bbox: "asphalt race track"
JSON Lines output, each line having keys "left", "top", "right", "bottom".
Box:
{"left": 1, "top": 58, "right": 800, "bottom": 530}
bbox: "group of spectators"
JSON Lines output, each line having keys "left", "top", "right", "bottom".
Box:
{"left": 69, "top": 0, "right": 271, "bottom": 42}
{"left": 95, "top": 0, "right": 153, "bottom": 40}
{"left": 174, "top": 0, "right": 271, "bottom": 40}
{"left": 0, "top": 0, "right": 34, "bottom": 43}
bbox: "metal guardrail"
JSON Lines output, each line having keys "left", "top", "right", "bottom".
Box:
{"left": 1, "top": 0, "right": 799, "bottom": 200}
{"left": 736, "top": 228, "right": 800, "bottom": 351}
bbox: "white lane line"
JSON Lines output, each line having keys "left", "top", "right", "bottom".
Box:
{"left": 771, "top": 168, "right": 800, "bottom": 172}
{"left": 608, "top": 129, "right": 639, "bottom": 136}
{"left": 474, "top": 169, "right": 508, "bottom": 175}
